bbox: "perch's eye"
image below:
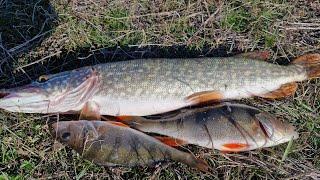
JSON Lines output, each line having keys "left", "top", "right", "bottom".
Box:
{"left": 61, "top": 132, "right": 71, "bottom": 142}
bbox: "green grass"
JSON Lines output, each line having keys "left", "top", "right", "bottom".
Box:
{"left": 1, "top": 0, "right": 320, "bottom": 179}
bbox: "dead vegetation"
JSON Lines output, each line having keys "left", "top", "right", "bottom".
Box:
{"left": 0, "top": 0, "right": 319, "bottom": 179}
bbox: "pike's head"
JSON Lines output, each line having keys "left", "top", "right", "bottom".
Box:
{"left": 51, "top": 120, "right": 99, "bottom": 153}
{"left": 0, "top": 67, "right": 101, "bottom": 113}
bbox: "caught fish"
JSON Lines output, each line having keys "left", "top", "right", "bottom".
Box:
{"left": 51, "top": 120, "right": 209, "bottom": 171}
{"left": 1, "top": 52, "right": 320, "bottom": 116}
{"left": 118, "top": 103, "right": 299, "bottom": 152}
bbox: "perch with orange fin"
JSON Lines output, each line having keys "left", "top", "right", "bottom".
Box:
{"left": 116, "top": 103, "right": 299, "bottom": 152}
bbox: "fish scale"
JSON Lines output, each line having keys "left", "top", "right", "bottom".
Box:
{"left": 96, "top": 58, "right": 302, "bottom": 97}
{"left": 1, "top": 53, "right": 319, "bottom": 116}
{"left": 51, "top": 120, "right": 209, "bottom": 171}
{"left": 122, "top": 103, "right": 299, "bottom": 151}
{"left": 92, "top": 57, "right": 306, "bottom": 115}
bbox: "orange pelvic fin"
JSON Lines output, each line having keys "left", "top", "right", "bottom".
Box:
{"left": 291, "top": 53, "right": 320, "bottom": 79}
{"left": 259, "top": 82, "right": 297, "bottom": 99}
{"left": 222, "top": 143, "right": 249, "bottom": 152}
{"left": 185, "top": 91, "right": 223, "bottom": 105}
{"left": 79, "top": 101, "right": 101, "bottom": 120}
{"left": 109, "top": 121, "right": 130, "bottom": 127}
{"left": 115, "top": 115, "right": 147, "bottom": 125}
{"left": 236, "top": 50, "right": 271, "bottom": 61}
{"left": 116, "top": 116, "right": 135, "bottom": 121}
{"left": 154, "top": 136, "right": 188, "bottom": 147}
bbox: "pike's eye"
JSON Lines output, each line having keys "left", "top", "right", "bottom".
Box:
{"left": 61, "top": 132, "right": 71, "bottom": 142}
{"left": 38, "top": 75, "right": 49, "bottom": 82}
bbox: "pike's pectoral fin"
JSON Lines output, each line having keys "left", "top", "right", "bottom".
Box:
{"left": 185, "top": 91, "right": 223, "bottom": 105}
{"left": 235, "top": 50, "right": 271, "bottom": 61}
{"left": 292, "top": 53, "right": 320, "bottom": 79}
{"left": 79, "top": 101, "right": 101, "bottom": 120}
{"left": 259, "top": 82, "right": 297, "bottom": 99}
{"left": 221, "top": 143, "right": 249, "bottom": 152}
{"left": 154, "top": 136, "right": 188, "bottom": 147}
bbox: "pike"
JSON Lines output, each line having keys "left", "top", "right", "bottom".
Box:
{"left": 117, "top": 103, "right": 299, "bottom": 152}
{"left": 51, "top": 120, "right": 209, "bottom": 171}
{"left": 1, "top": 52, "right": 320, "bottom": 116}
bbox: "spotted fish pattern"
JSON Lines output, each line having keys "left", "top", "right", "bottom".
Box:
{"left": 1, "top": 53, "right": 320, "bottom": 116}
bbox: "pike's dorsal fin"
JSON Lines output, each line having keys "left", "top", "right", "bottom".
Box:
{"left": 235, "top": 50, "right": 271, "bottom": 61}
{"left": 259, "top": 82, "right": 297, "bottom": 99}
{"left": 154, "top": 136, "right": 188, "bottom": 147}
{"left": 79, "top": 101, "right": 101, "bottom": 120}
{"left": 185, "top": 91, "right": 223, "bottom": 105}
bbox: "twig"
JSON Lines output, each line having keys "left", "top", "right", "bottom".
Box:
{"left": 3, "top": 125, "right": 39, "bottom": 157}
{"left": 8, "top": 30, "right": 52, "bottom": 55}
{"left": 284, "top": 27, "right": 320, "bottom": 30}
{"left": 14, "top": 50, "right": 62, "bottom": 72}
{"left": 102, "top": 11, "right": 179, "bottom": 20}
{"left": 187, "top": 4, "right": 222, "bottom": 44}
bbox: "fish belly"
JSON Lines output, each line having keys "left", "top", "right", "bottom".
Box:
{"left": 222, "top": 74, "right": 305, "bottom": 99}
{"left": 222, "top": 82, "right": 283, "bottom": 99}
{"left": 93, "top": 97, "right": 190, "bottom": 116}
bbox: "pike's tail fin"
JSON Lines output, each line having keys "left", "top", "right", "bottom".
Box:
{"left": 292, "top": 53, "right": 320, "bottom": 79}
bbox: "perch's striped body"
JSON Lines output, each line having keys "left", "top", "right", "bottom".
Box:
{"left": 120, "top": 104, "right": 298, "bottom": 152}
{"left": 51, "top": 120, "right": 208, "bottom": 171}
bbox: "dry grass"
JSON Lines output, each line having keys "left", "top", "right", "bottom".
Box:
{"left": 0, "top": 0, "right": 319, "bottom": 179}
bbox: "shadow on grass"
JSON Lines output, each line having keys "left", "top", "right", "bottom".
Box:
{"left": 0, "top": 44, "right": 238, "bottom": 88}
{"left": 0, "top": 0, "right": 57, "bottom": 83}
{"left": 0, "top": 0, "right": 293, "bottom": 89}
{"left": 1, "top": 43, "right": 297, "bottom": 89}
